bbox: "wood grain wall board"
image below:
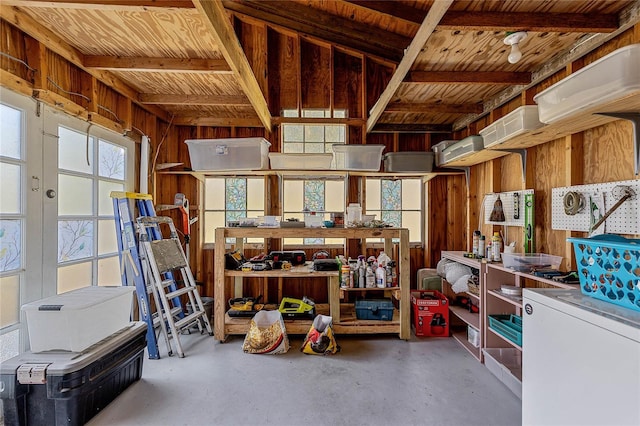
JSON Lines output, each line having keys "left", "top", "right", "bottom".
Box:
{"left": 583, "top": 121, "right": 635, "bottom": 185}
{"left": 300, "top": 39, "right": 331, "bottom": 109}
{"left": 107, "top": 71, "right": 245, "bottom": 96}
{"left": 1, "top": 21, "right": 33, "bottom": 82}
{"left": 234, "top": 17, "right": 269, "bottom": 99}
{"left": 292, "top": 0, "right": 419, "bottom": 38}
{"left": 267, "top": 28, "right": 299, "bottom": 114}
{"left": 365, "top": 57, "right": 394, "bottom": 114}
{"left": 333, "top": 50, "right": 363, "bottom": 119}
{"left": 18, "top": 7, "right": 225, "bottom": 58}
{"left": 413, "top": 30, "right": 585, "bottom": 72}
{"left": 394, "top": 82, "right": 506, "bottom": 106}
{"left": 397, "top": 133, "right": 430, "bottom": 151}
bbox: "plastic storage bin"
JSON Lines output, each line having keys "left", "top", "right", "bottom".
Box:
{"left": 439, "top": 135, "right": 484, "bottom": 165}
{"left": 21, "top": 286, "right": 135, "bottom": 353}
{"left": 482, "top": 348, "right": 522, "bottom": 399}
{"left": 488, "top": 314, "right": 523, "bottom": 346}
{"left": 479, "top": 106, "right": 543, "bottom": 148}
{"left": 568, "top": 234, "right": 640, "bottom": 311}
{"left": 269, "top": 153, "right": 333, "bottom": 170}
{"left": 501, "top": 253, "right": 562, "bottom": 273}
{"left": 355, "top": 298, "right": 394, "bottom": 321}
{"left": 0, "top": 322, "right": 146, "bottom": 426}
{"left": 185, "top": 137, "right": 271, "bottom": 171}
{"left": 332, "top": 144, "right": 384, "bottom": 171}
{"left": 534, "top": 44, "right": 640, "bottom": 124}
{"left": 383, "top": 152, "right": 434, "bottom": 172}
{"left": 431, "top": 140, "right": 458, "bottom": 166}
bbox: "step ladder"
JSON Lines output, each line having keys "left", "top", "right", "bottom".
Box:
{"left": 136, "top": 215, "right": 213, "bottom": 357}
{"left": 111, "top": 191, "right": 167, "bottom": 359}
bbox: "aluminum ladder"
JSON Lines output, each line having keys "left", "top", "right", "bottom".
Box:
{"left": 136, "top": 215, "right": 213, "bottom": 358}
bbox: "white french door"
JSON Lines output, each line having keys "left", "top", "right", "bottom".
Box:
{"left": 0, "top": 87, "right": 134, "bottom": 359}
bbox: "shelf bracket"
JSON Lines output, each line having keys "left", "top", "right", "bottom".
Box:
{"left": 596, "top": 113, "right": 640, "bottom": 175}
{"left": 501, "top": 149, "right": 527, "bottom": 183}
{"left": 444, "top": 166, "right": 470, "bottom": 190}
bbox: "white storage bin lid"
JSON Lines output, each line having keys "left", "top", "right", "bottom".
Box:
{"left": 332, "top": 144, "right": 384, "bottom": 171}
{"left": 21, "top": 286, "right": 135, "bottom": 311}
{"left": 269, "top": 153, "right": 333, "bottom": 170}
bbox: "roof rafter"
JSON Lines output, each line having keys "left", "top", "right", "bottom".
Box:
{"left": 385, "top": 102, "right": 483, "bottom": 115}
{"left": 192, "top": 0, "right": 272, "bottom": 131}
{"left": 405, "top": 71, "right": 531, "bottom": 85}
{"left": 138, "top": 94, "right": 251, "bottom": 106}
{"left": 84, "top": 56, "right": 232, "bottom": 73}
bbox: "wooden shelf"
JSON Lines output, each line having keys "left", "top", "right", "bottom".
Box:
{"left": 487, "top": 289, "right": 523, "bottom": 308}
{"left": 451, "top": 328, "right": 481, "bottom": 361}
{"left": 214, "top": 226, "right": 410, "bottom": 341}
{"left": 449, "top": 305, "right": 481, "bottom": 330}
{"left": 440, "top": 149, "right": 511, "bottom": 167}
{"left": 487, "top": 327, "right": 522, "bottom": 351}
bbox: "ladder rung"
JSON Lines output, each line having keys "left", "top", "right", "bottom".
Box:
{"left": 165, "top": 286, "right": 193, "bottom": 300}
{"left": 160, "top": 279, "right": 174, "bottom": 289}
{"left": 152, "top": 307, "right": 181, "bottom": 327}
{"left": 174, "top": 311, "right": 204, "bottom": 330}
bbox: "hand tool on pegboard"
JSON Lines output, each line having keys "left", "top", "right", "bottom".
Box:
{"left": 524, "top": 193, "right": 535, "bottom": 253}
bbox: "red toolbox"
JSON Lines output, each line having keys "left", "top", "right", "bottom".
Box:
{"left": 411, "top": 290, "right": 449, "bottom": 337}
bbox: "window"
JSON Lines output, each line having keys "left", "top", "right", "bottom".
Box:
{"left": 0, "top": 102, "right": 25, "bottom": 361}
{"left": 366, "top": 178, "right": 423, "bottom": 243}
{"left": 204, "top": 177, "right": 265, "bottom": 243}
{"left": 282, "top": 178, "right": 345, "bottom": 245}
{"left": 281, "top": 109, "right": 347, "bottom": 157}
{"left": 55, "top": 126, "right": 128, "bottom": 294}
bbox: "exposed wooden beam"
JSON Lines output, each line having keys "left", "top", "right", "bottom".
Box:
{"left": 138, "top": 93, "right": 251, "bottom": 106}
{"left": 0, "top": 5, "right": 171, "bottom": 121}
{"left": 84, "top": 56, "right": 232, "bottom": 73}
{"left": 439, "top": 11, "right": 619, "bottom": 33}
{"left": 366, "top": 0, "right": 453, "bottom": 133}
{"left": 406, "top": 71, "right": 531, "bottom": 85}
{"left": 345, "top": 2, "right": 618, "bottom": 33}
{"left": 192, "top": 0, "right": 272, "bottom": 131}
{"left": 370, "top": 123, "right": 452, "bottom": 134}
{"left": 172, "top": 115, "right": 264, "bottom": 127}
{"left": 1, "top": 0, "right": 194, "bottom": 10}
{"left": 221, "top": 0, "right": 406, "bottom": 62}
{"left": 385, "top": 102, "right": 483, "bottom": 115}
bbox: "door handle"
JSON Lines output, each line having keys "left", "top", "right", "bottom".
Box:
{"left": 46, "top": 189, "right": 56, "bottom": 199}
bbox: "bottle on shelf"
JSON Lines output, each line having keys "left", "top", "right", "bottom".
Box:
{"left": 366, "top": 261, "right": 375, "bottom": 288}
{"left": 491, "top": 232, "right": 502, "bottom": 261}
{"left": 387, "top": 260, "right": 397, "bottom": 287}
{"left": 358, "top": 255, "right": 366, "bottom": 288}
{"left": 472, "top": 230, "right": 481, "bottom": 255}
{"left": 375, "top": 262, "right": 386, "bottom": 288}
{"left": 478, "top": 235, "right": 486, "bottom": 258}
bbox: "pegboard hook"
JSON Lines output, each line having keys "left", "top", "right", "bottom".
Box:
{"left": 590, "top": 186, "right": 635, "bottom": 231}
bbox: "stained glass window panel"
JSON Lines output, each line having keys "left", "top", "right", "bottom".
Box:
{"left": 58, "top": 220, "right": 93, "bottom": 262}
{"left": 304, "top": 181, "right": 324, "bottom": 212}
{"left": 382, "top": 180, "right": 401, "bottom": 210}
{"left": 98, "top": 140, "right": 125, "bottom": 179}
{"left": 0, "top": 220, "right": 21, "bottom": 272}
{"left": 226, "top": 178, "right": 246, "bottom": 211}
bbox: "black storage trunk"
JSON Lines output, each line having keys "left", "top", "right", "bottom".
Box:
{"left": 1, "top": 322, "right": 146, "bottom": 426}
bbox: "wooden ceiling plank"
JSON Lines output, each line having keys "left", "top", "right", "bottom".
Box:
{"left": 1, "top": 5, "right": 171, "bottom": 121}
{"left": 2, "top": 0, "right": 194, "bottom": 10}
{"left": 192, "top": 0, "right": 271, "bottom": 131}
{"left": 385, "top": 102, "right": 483, "bottom": 114}
{"left": 439, "top": 11, "right": 619, "bottom": 33}
{"left": 406, "top": 71, "right": 531, "bottom": 85}
{"left": 366, "top": 0, "right": 454, "bottom": 133}
{"left": 84, "top": 56, "right": 232, "bottom": 73}
{"left": 221, "top": 0, "right": 405, "bottom": 62}
{"left": 173, "top": 115, "right": 263, "bottom": 127}
{"left": 139, "top": 93, "right": 250, "bottom": 106}
{"left": 344, "top": 0, "right": 425, "bottom": 25}
{"left": 370, "top": 123, "right": 452, "bottom": 134}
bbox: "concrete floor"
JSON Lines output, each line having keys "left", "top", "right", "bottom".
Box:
{"left": 87, "top": 332, "right": 521, "bottom": 426}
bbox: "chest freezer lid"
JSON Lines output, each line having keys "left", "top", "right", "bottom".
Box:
{"left": 0, "top": 322, "right": 146, "bottom": 376}
{"left": 21, "top": 286, "right": 135, "bottom": 312}
{"left": 523, "top": 288, "right": 640, "bottom": 340}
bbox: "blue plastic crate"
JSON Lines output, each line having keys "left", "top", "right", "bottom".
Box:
{"left": 488, "top": 314, "right": 522, "bottom": 346}
{"left": 568, "top": 234, "right": 640, "bottom": 312}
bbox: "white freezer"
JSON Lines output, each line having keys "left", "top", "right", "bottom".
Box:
{"left": 522, "top": 288, "right": 640, "bottom": 426}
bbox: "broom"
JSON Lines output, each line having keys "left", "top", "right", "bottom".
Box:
{"left": 489, "top": 195, "right": 506, "bottom": 222}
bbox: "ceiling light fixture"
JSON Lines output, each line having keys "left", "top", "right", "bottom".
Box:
{"left": 503, "top": 31, "right": 528, "bottom": 64}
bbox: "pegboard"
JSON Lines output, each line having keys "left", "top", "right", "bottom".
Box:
{"left": 483, "top": 189, "right": 534, "bottom": 226}
{"left": 551, "top": 179, "right": 640, "bottom": 234}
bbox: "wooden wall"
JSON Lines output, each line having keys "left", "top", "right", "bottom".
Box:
{"left": 2, "top": 16, "right": 638, "bottom": 304}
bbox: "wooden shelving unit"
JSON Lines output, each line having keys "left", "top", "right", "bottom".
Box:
{"left": 213, "top": 226, "right": 410, "bottom": 341}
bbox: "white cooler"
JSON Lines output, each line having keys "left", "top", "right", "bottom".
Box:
{"left": 22, "top": 286, "right": 135, "bottom": 353}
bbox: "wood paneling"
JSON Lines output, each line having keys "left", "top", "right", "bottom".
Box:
{"left": 300, "top": 39, "right": 331, "bottom": 109}
{"left": 333, "top": 50, "right": 363, "bottom": 119}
